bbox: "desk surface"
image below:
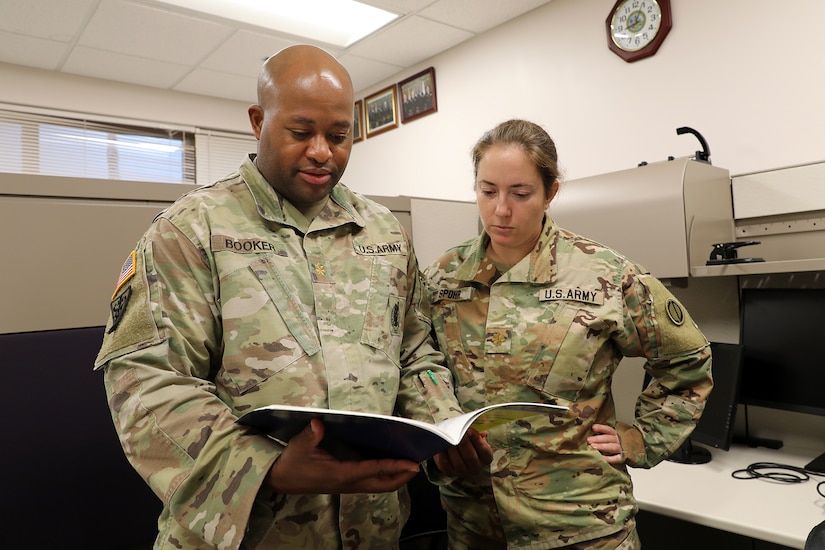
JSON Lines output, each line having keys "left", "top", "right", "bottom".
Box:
{"left": 630, "top": 443, "right": 825, "bottom": 549}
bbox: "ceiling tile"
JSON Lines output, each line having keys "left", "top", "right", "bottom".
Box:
{"left": 78, "top": 0, "right": 234, "bottom": 65}
{"left": 0, "top": 0, "right": 98, "bottom": 41}
{"left": 62, "top": 46, "right": 190, "bottom": 88}
{"left": 348, "top": 16, "right": 473, "bottom": 67}
{"left": 174, "top": 68, "right": 258, "bottom": 103}
{"left": 0, "top": 32, "right": 69, "bottom": 70}
{"left": 199, "top": 30, "right": 302, "bottom": 77}
{"left": 338, "top": 53, "right": 404, "bottom": 95}
{"left": 419, "top": 0, "right": 551, "bottom": 33}
{"left": 0, "top": 0, "right": 555, "bottom": 103}
{"left": 357, "top": 0, "right": 435, "bottom": 16}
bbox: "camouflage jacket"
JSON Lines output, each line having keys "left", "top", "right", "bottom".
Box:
{"left": 95, "top": 155, "right": 459, "bottom": 550}
{"left": 423, "top": 216, "right": 712, "bottom": 549}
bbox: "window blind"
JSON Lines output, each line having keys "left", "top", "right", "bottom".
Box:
{"left": 0, "top": 108, "right": 195, "bottom": 184}
{"left": 194, "top": 131, "right": 257, "bottom": 186}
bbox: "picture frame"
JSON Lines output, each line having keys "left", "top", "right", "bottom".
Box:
{"left": 353, "top": 100, "right": 364, "bottom": 143}
{"left": 399, "top": 67, "right": 437, "bottom": 123}
{"left": 364, "top": 85, "right": 398, "bottom": 138}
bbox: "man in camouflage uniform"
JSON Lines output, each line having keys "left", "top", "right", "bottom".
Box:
{"left": 94, "top": 45, "right": 485, "bottom": 549}
{"left": 424, "top": 119, "right": 713, "bottom": 549}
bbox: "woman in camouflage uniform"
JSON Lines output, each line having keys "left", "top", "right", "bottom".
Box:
{"left": 424, "top": 119, "right": 713, "bottom": 549}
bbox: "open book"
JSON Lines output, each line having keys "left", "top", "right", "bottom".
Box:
{"left": 237, "top": 401, "right": 567, "bottom": 462}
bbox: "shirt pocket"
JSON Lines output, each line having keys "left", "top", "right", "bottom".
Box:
{"left": 431, "top": 301, "right": 477, "bottom": 385}
{"left": 217, "top": 255, "right": 321, "bottom": 396}
{"left": 359, "top": 255, "right": 405, "bottom": 367}
{"left": 525, "top": 304, "right": 602, "bottom": 402}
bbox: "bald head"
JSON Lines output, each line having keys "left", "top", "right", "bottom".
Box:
{"left": 248, "top": 44, "right": 355, "bottom": 210}
{"left": 257, "top": 45, "right": 353, "bottom": 107}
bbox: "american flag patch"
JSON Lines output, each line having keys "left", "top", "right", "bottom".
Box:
{"left": 112, "top": 250, "right": 136, "bottom": 299}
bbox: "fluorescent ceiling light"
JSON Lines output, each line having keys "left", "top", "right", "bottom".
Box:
{"left": 153, "top": 0, "right": 398, "bottom": 47}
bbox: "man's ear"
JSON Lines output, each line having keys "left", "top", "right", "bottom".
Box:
{"left": 248, "top": 105, "right": 264, "bottom": 139}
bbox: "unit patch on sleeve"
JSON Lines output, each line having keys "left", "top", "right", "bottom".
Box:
{"left": 665, "top": 298, "right": 685, "bottom": 325}
{"left": 539, "top": 287, "right": 604, "bottom": 306}
{"left": 108, "top": 285, "right": 132, "bottom": 333}
{"left": 641, "top": 273, "right": 707, "bottom": 353}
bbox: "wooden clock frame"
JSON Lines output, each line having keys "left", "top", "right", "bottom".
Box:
{"left": 606, "top": 0, "right": 672, "bottom": 63}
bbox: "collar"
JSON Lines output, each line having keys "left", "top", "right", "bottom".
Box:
{"left": 239, "top": 154, "right": 366, "bottom": 234}
{"left": 454, "top": 215, "right": 560, "bottom": 285}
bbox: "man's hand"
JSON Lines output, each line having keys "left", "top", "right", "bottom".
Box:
{"left": 587, "top": 423, "right": 624, "bottom": 464}
{"left": 432, "top": 428, "right": 494, "bottom": 477}
{"left": 267, "top": 418, "right": 420, "bottom": 494}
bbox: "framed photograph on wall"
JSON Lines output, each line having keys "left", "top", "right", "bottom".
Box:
{"left": 399, "top": 67, "right": 437, "bottom": 123}
{"left": 353, "top": 100, "right": 364, "bottom": 143}
{"left": 365, "top": 85, "right": 398, "bottom": 137}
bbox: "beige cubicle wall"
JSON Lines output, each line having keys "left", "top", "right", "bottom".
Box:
{"left": 0, "top": 173, "right": 199, "bottom": 334}
{"left": 409, "top": 197, "right": 480, "bottom": 267}
{"left": 0, "top": 174, "right": 478, "bottom": 335}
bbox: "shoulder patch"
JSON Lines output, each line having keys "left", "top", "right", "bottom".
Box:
{"left": 665, "top": 298, "right": 685, "bottom": 325}
{"left": 108, "top": 286, "right": 132, "bottom": 333}
{"left": 95, "top": 247, "right": 162, "bottom": 368}
{"left": 112, "top": 251, "right": 136, "bottom": 299}
{"left": 642, "top": 275, "right": 707, "bottom": 354}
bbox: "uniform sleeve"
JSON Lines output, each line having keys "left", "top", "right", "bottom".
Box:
{"left": 94, "top": 218, "right": 280, "bottom": 550}
{"left": 612, "top": 268, "right": 713, "bottom": 469}
{"left": 393, "top": 235, "right": 463, "bottom": 425}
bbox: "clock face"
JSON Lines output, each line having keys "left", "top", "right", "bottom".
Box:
{"left": 607, "top": 0, "right": 672, "bottom": 62}
{"left": 611, "top": 0, "right": 663, "bottom": 51}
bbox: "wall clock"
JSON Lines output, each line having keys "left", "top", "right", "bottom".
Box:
{"left": 606, "top": 0, "right": 672, "bottom": 62}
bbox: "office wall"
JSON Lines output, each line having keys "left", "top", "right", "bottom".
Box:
{"left": 1, "top": 0, "right": 822, "bottom": 203}
{"left": 347, "top": 0, "right": 825, "bottom": 201}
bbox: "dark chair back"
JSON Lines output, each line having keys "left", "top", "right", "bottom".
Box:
{"left": 807, "top": 520, "right": 825, "bottom": 550}
{"left": 1, "top": 326, "right": 159, "bottom": 549}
